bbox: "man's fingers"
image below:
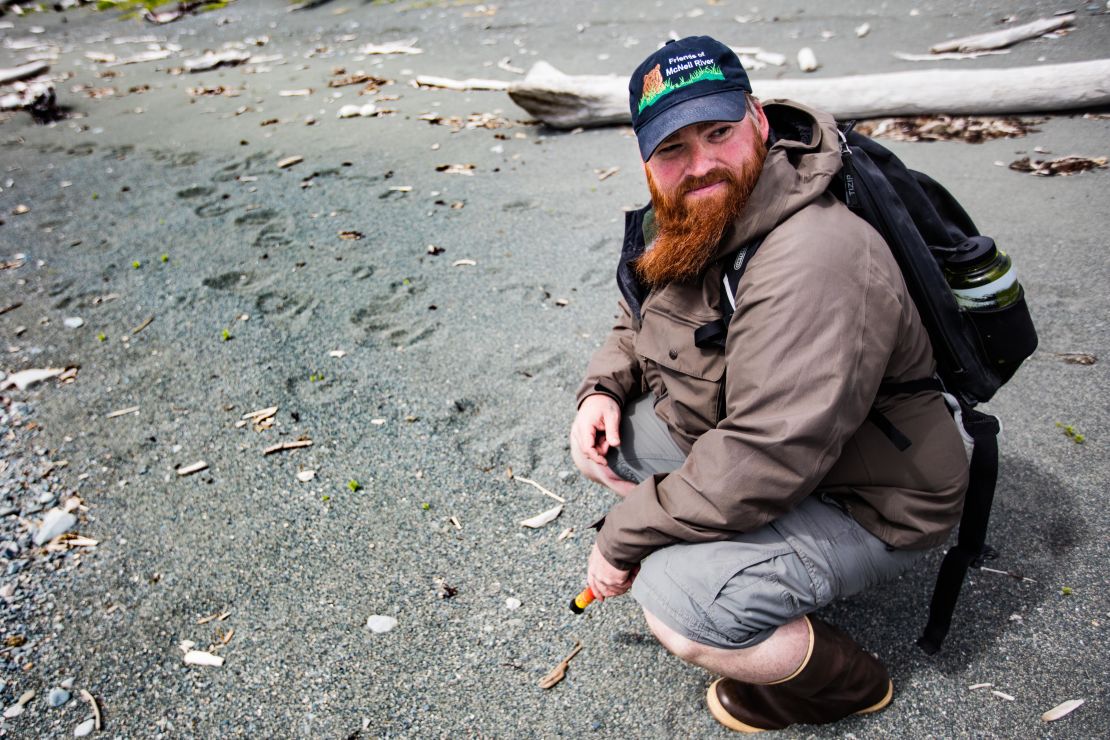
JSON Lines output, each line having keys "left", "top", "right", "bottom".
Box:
{"left": 602, "top": 407, "right": 621, "bottom": 448}
{"left": 571, "top": 423, "right": 606, "bottom": 465}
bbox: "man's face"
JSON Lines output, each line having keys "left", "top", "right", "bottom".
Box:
{"left": 634, "top": 102, "right": 770, "bottom": 287}
{"left": 645, "top": 104, "right": 769, "bottom": 202}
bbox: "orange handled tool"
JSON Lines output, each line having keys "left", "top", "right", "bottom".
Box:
{"left": 568, "top": 586, "right": 596, "bottom": 614}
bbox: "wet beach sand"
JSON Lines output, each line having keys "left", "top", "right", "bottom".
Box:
{"left": 0, "top": 0, "right": 1108, "bottom": 736}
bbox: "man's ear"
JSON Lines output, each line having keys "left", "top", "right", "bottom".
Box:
{"left": 751, "top": 98, "right": 770, "bottom": 142}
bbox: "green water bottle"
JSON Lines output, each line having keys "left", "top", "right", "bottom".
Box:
{"left": 943, "top": 236, "right": 1023, "bottom": 311}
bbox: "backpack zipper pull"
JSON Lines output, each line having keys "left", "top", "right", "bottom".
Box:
{"left": 837, "top": 128, "right": 860, "bottom": 210}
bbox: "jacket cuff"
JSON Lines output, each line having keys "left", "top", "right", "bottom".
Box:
{"left": 575, "top": 380, "right": 625, "bottom": 410}
{"left": 595, "top": 518, "right": 645, "bottom": 572}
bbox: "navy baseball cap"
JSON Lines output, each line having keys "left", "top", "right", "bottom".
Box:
{"left": 629, "top": 36, "right": 752, "bottom": 161}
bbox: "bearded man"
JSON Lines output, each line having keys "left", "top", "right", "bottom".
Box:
{"left": 569, "top": 36, "right": 969, "bottom": 732}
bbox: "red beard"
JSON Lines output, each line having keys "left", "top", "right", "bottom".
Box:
{"left": 636, "top": 136, "right": 767, "bottom": 287}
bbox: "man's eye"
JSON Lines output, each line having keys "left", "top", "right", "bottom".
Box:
{"left": 657, "top": 144, "right": 680, "bottom": 156}
{"left": 710, "top": 126, "right": 731, "bottom": 139}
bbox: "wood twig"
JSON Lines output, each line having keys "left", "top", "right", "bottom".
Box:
{"left": 513, "top": 475, "right": 565, "bottom": 503}
{"left": 538, "top": 640, "right": 583, "bottom": 689}
{"left": 263, "top": 439, "right": 313, "bottom": 455}
{"left": 131, "top": 316, "right": 154, "bottom": 334}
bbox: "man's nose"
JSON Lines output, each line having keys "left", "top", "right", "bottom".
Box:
{"left": 685, "top": 142, "right": 716, "bottom": 178}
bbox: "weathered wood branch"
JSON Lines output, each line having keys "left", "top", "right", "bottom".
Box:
{"left": 930, "top": 15, "right": 1074, "bottom": 54}
{"left": 506, "top": 59, "right": 1110, "bottom": 129}
{"left": 413, "top": 75, "right": 511, "bottom": 91}
{"left": 0, "top": 61, "right": 50, "bottom": 86}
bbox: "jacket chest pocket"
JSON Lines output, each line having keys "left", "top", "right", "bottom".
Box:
{"left": 636, "top": 306, "right": 727, "bottom": 435}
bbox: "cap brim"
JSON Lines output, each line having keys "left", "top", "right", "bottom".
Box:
{"left": 637, "top": 93, "right": 747, "bottom": 161}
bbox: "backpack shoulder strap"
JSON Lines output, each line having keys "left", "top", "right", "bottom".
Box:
{"left": 917, "top": 405, "right": 1001, "bottom": 654}
{"left": 693, "top": 236, "right": 766, "bottom": 349}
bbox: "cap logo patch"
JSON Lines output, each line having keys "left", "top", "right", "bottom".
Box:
{"left": 637, "top": 50, "right": 725, "bottom": 113}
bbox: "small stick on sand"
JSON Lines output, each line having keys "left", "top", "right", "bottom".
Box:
{"left": 241, "top": 406, "right": 278, "bottom": 421}
{"left": 106, "top": 406, "right": 140, "bottom": 419}
{"left": 263, "top": 439, "right": 313, "bottom": 455}
{"left": 131, "top": 316, "right": 154, "bottom": 334}
{"left": 538, "top": 640, "right": 583, "bottom": 689}
{"left": 176, "top": 460, "right": 208, "bottom": 476}
{"left": 512, "top": 475, "right": 565, "bottom": 503}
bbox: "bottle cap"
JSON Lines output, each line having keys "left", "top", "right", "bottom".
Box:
{"left": 947, "top": 236, "right": 997, "bottom": 266}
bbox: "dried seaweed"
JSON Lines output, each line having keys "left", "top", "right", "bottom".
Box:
{"left": 857, "top": 116, "right": 1042, "bottom": 143}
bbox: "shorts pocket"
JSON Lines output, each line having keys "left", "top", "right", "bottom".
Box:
{"left": 663, "top": 528, "right": 799, "bottom": 612}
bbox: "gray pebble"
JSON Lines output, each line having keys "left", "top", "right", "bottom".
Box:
{"left": 74, "top": 717, "right": 96, "bottom": 737}
{"left": 6, "top": 560, "right": 27, "bottom": 576}
{"left": 48, "top": 687, "right": 71, "bottom": 707}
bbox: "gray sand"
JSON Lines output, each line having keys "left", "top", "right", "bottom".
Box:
{"left": 0, "top": 0, "right": 1108, "bottom": 737}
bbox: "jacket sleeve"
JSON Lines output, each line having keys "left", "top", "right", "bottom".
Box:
{"left": 575, "top": 299, "right": 645, "bottom": 408}
{"left": 596, "top": 224, "right": 906, "bottom": 571}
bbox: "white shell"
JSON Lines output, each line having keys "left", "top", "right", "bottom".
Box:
{"left": 520, "top": 505, "right": 563, "bottom": 529}
{"left": 1041, "top": 699, "right": 1084, "bottom": 722}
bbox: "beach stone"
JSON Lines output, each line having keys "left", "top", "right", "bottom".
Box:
{"left": 74, "top": 718, "right": 95, "bottom": 737}
{"left": 62, "top": 317, "right": 84, "bottom": 329}
{"left": 505, "top": 597, "right": 522, "bottom": 610}
{"left": 48, "top": 687, "right": 70, "bottom": 707}
{"left": 0, "top": 541, "right": 19, "bottom": 558}
{"left": 3, "top": 703, "right": 24, "bottom": 719}
{"left": 6, "top": 559, "right": 27, "bottom": 576}
{"left": 60, "top": 678, "right": 74, "bottom": 689}
{"left": 365, "top": 615, "right": 397, "bottom": 633}
{"left": 33, "top": 509, "right": 77, "bottom": 546}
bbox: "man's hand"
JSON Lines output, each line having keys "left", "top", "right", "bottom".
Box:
{"left": 587, "top": 542, "right": 633, "bottom": 600}
{"left": 570, "top": 395, "right": 636, "bottom": 496}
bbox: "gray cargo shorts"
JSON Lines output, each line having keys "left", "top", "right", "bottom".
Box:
{"left": 605, "top": 394, "right": 925, "bottom": 650}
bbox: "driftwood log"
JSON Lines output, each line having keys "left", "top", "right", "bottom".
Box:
{"left": 930, "top": 15, "right": 1074, "bottom": 54}
{"left": 507, "top": 59, "right": 1110, "bottom": 129}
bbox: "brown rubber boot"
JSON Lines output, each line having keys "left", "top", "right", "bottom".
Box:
{"left": 706, "top": 615, "right": 893, "bottom": 732}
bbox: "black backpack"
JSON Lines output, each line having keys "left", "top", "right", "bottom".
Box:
{"left": 696, "top": 122, "right": 1038, "bottom": 653}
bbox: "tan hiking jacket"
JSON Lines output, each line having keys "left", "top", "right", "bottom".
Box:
{"left": 576, "top": 100, "right": 969, "bottom": 571}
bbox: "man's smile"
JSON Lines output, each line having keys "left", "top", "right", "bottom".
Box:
{"left": 685, "top": 180, "right": 726, "bottom": 198}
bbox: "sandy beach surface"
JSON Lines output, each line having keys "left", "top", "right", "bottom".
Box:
{"left": 0, "top": 0, "right": 1108, "bottom": 737}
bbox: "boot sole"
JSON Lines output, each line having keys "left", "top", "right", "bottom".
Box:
{"left": 706, "top": 678, "right": 895, "bottom": 733}
{"left": 854, "top": 679, "right": 894, "bottom": 715}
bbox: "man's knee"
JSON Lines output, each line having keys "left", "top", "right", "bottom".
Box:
{"left": 642, "top": 607, "right": 708, "bottom": 663}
